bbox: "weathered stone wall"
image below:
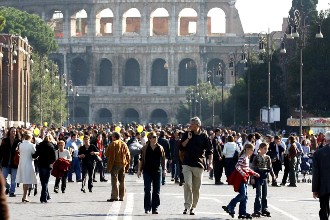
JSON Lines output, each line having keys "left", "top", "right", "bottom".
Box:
{"left": 2, "top": 0, "right": 246, "bottom": 124}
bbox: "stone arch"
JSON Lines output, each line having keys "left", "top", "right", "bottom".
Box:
{"left": 178, "top": 8, "right": 198, "bottom": 36}
{"left": 124, "top": 108, "right": 140, "bottom": 123}
{"left": 150, "top": 8, "right": 169, "bottom": 36}
{"left": 45, "top": 9, "right": 64, "bottom": 38}
{"left": 122, "top": 8, "right": 141, "bottom": 36}
{"left": 124, "top": 58, "right": 140, "bottom": 86}
{"left": 71, "top": 9, "right": 88, "bottom": 37}
{"left": 150, "top": 109, "right": 168, "bottom": 124}
{"left": 207, "top": 8, "right": 226, "bottom": 35}
{"left": 178, "top": 58, "right": 197, "bottom": 86}
{"left": 151, "top": 58, "right": 168, "bottom": 86}
{"left": 99, "top": 59, "right": 112, "bottom": 86}
{"left": 71, "top": 57, "right": 88, "bottom": 86}
{"left": 72, "top": 106, "right": 87, "bottom": 124}
{"left": 96, "top": 8, "right": 114, "bottom": 36}
{"left": 207, "top": 58, "right": 225, "bottom": 86}
{"left": 96, "top": 108, "right": 112, "bottom": 123}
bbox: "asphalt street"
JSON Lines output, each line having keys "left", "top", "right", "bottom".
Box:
{"left": 7, "top": 171, "right": 318, "bottom": 220}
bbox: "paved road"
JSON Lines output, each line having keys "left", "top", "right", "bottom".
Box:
{"left": 7, "top": 171, "right": 318, "bottom": 220}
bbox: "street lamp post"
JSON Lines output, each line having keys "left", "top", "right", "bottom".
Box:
{"left": 59, "top": 73, "right": 67, "bottom": 127}
{"left": 207, "top": 68, "right": 215, "bottom": 127}
{"left": 217, "top": 63, "right": 225, "bottom": 126}
{"left": 288, "top": 2, "right": 324, "bottom": 136}
{"left": 258, "top": 31, "right": 287, "bottom": 131}
{"left": 69, "top": 83, "right": 79, "bottom": 125}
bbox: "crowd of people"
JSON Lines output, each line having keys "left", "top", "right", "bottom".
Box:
{"left": 0, "top": 118, "right": 329, "bottom": 219}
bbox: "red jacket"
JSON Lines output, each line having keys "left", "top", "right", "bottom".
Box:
{"left": 227, "top": 169, "right": 256, "bottom": 192}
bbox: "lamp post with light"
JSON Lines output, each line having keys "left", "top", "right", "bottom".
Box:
{"left": 258, "top": 31, "right": 287, "bottom": 130}
{"left": 287, "top": 2, "right": 324, "bottom": 136}
{"left": 69, "top": 81, "right": 79, "bottom": 125}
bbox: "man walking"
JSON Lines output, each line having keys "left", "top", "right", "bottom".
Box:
{"left": 180, "top": 117, "right": 213, "bottom": 215}
{"left": 105, "top": 132, "right": 130, "bottom": 202}
{"left": 66, "top": 133, "right": 82, "bottom": 182}
{"left": 312, "top": 131, "right": 330, "bottom": 220}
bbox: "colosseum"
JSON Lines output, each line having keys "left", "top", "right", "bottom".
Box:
{"left": 2, "top": 0, "right": 251, "bottom": 125}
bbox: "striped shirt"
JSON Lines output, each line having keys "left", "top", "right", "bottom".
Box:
{"left": 235, "top": 154, "right": 256, "bottom": 177}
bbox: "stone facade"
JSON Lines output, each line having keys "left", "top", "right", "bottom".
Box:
{"left": 0, "top": 34, "right": 32, "bottom": 128}
{"left": 3, "top": 0, "right": 248, "bottom": 125}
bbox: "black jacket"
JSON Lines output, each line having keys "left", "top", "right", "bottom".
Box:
{"left": 158, "top": 137, "right": 171, "bottom": 160}
{"left": 33, "top": 141, "right": 56, "bottom": 168}
{"left": 268, "top": 141, "right": 285, "bottom": 162}
{"left": 0, "top": 138, "right": 20, "bottom": 169}
{"left": 212, "top": 137, "right": 224, "bottom": 161}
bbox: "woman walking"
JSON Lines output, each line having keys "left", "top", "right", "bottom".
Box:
{"left": 223, "top": 135, "right": 240, "bottom": 178}
{"left": 78, "top": 136, "right": 99, "bottom": 193}
{"left": 16, "top": 131, "right": 38, "bottom": 202}
{"left": 33, "top": 134, "right": 56, "bottom": 203}
{"left": 137, "top": 131, "right": 166, "bottom": 214}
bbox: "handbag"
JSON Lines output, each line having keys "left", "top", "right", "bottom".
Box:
{"left": 13, "top": 144, "right": 21, "bottom": 166}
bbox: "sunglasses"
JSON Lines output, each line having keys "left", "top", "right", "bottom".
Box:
{"left": 150, "top": 136, "right": 157, "bottom": 139}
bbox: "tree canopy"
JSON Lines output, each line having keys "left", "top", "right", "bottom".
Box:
{"left": 0, "top": 15, "right": 5, "bottom": 31}
{"left": 0, "top": 7, "right": 57, "bottom": 55}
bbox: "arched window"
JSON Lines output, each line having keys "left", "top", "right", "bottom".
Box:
{"left": 178, "top": 58, "right": 197, "bottom": 86}
{"left": 150, "top": 109, "right": 168, "bottom": 124}
{"left": 178, "top": 8, "right": 198, "bottom": 36}
{"left": 96, "top": 8, "right": 114, "bottom": 36}
{"left": 124, "top": 108, "right": 140, "bottom": 123}
{"left": 71, "top": 58, "right": 88, "bottom": 86}
{"left": 150, "top": 8, "right": 169, "bottom": 36}
{"left": 71, "top": 9, "right": 88, "bottom": 37}
{"left": 122, "top": 8, "right": 141, "bottom": 36}
{"left": 50, "top": 10, "right": 64, "bottom": 38}
{"left": 99, "top": 59, "right": 112, "bottom": 86}
{"left": 151, "top": 59, "right": 168, "bottom": 86}
{"left": 124, "top": 58, "right": 140, "bottom": 86}
{"left": 96, "top": 108, "right": 112, "bottom": 123}
{"left": 207, "top": 8, "right": 226, "bottom": 35}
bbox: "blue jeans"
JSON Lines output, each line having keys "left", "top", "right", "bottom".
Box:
{"left": 68, "top": 157, "right": 81, "bottom": 181}
{"left": 2, "top": 167, "right": 17, "bottom": 194}
{"left": 143, "top": 171, "right": 161, "bottom": 212}
{"left": 227, "top": 182, "right": 248, "bottom": 215}
{"left": 39, "top": 167, "right": 51, "bottom": 202}
{"left": 171, "top": 161, "right": 176, "bottom": 179}
{"left": 254, "top": 178, "right": 268, "bottom": 212}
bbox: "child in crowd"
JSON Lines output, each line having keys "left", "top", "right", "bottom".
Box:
{"left": 251, "top": 142, "right": 275, "bottom": 217}
{"left": 222, "top": 144, "right": 260, "bottom": 219}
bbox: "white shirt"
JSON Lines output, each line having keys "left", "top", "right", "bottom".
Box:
{"left": 55, "top": 149, "right": 72, "bottom": 161}
{"left": 254, "top": 139, "right": 262, "bottom": 155}
{"left": 223, "top": 142, "right": 240, "bottom": 158}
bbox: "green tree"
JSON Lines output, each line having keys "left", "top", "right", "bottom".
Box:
{"left": 291, "top": 0, "right": 317, "bottom": 11}
{"left": 30, "top": 57, "right": 67, "bottom": 127}
{"left": 0, "top": 7, "right": 57, "bottom": 55}
{"left": 0, "top": 7, "right": 65, "bottom": 126}
{"left": 0, "top": 15, "right": 5, "bottom": 31}
{"left": 177, "top": 82, "right": 228, "bottom": 126}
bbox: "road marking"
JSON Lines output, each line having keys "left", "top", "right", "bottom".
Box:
{"left": 106, "top": 199, "right": 121, "bottom": 220}
{"left": 269, "top": 204, "right": 300, "bottom": 220}
{"left": 123, "top": 193, "right": 134, "bottom": 220}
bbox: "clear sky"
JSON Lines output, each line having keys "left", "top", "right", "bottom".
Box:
{"left": 236, "top": 0, "right": 330, "bottom": 33}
